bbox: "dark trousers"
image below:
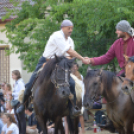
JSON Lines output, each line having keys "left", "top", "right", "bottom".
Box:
{"left": 24, "top": 56, "right": 46, "bottom": 96}
{"left": 24, "top": 56, "right": 76, "bottom": 107}
{"left": 14, "top": 102, "right": 26, "bottom": 134}
{"left": 68, "top": 77, "right": 76, "bottom": 109}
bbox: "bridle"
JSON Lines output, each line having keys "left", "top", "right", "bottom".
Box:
{"left": 51, "top": 64, "right": 70, "bottom": 89}
{"left": 90, "top": 69, "right": 123, "bottom": 104}
{"left": 123, "top": 77, "right": 134, "bottom": 91}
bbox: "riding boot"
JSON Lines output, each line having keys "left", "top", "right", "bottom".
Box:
{"left": 17, "top": 57, "right": 46, "bottom": 114}
{"left": 16, "top": 91, "right": 31, "bottom": 114}
{"left": 69, "top": 77, "right": 81, "bottom": 117}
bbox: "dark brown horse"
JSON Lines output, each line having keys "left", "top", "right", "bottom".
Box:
{"left": 32, "top": 56, "right": 79, "bottom": 134}
{"left": 83, "top": 69, "right": 134, "bottom": 134}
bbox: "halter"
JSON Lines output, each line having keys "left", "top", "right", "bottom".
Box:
{"left": 51, "top": 64, "right": 70, "bottom": 89}
{"left": 90, "top": 70, "right": 123, "bottom": 104}
{"left": 123, "top": 78, "right": 134, "bottom": 91}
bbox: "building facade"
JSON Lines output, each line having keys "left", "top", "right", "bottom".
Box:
{"left": 0, "top": 0, "right": 32, "bottom": 87}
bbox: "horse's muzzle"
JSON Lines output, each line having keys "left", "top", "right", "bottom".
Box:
{"left": 83, "top": 99, "right": 93, "bottom": 109}
{"left": 57, "top": 87, "right": 70, "bottom": 98}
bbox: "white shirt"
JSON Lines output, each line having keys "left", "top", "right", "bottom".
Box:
{"left": 2, "top": 123, "right": 19, "bottom": 134}
{"left": 7, "top": 109, "right": 14, "bottom": 114}
{"left": 12, "top": 78, "right": 25, "bottom": 100}
{"left": 43, "top": 30, "right": 75, "bottom": 58}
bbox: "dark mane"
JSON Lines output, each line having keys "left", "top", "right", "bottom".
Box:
{"left": 101, "top": 70, "right": 116, "bottom": 91}
{"left": 84, "top": 69, "right": 116, "bottom": 91}
{"left": 129, "top": 56, "right": 134, "bottom": 63}
{"left": 38, "top": 58, "right": 57, "bottom": 85}
{"left": 38, "top": 56, "right": 73, "bottom": 84}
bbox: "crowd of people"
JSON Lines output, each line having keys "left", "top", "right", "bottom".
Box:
{"left": 0, "top": 70, "right": 43, "bottom": 134}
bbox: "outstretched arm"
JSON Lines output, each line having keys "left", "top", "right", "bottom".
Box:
{"left": 67, "top": 48, "right": 89, "bottom": 64}
{"left": 88, "top": 44, "right": 115, "bottom": 65}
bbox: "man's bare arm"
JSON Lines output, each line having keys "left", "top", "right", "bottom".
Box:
{"left": 67, "top": 48, "right": 89, "bottom": 64}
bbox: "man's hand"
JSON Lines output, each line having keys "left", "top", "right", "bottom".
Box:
{"left": 82, "top": 57, "right": 90, "bottom": 64}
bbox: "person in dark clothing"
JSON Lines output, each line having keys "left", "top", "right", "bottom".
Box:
{"left": 25, "top": 106, "right": 41, "bottom": 134}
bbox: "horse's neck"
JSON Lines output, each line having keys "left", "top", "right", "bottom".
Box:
{"left": 102, "top": 80, "right": 122, "bottom": 103}
{"left": 40, "top": 79, "right": 55, "bottom": 96}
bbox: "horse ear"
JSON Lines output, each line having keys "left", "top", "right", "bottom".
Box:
{"left": 99, "top": 67, "right": 104, "bottom": 75}
{"left": 55, "top": 54, "right": 60, "bottom": 62}
{"left": 68, "top": 58, "right": 76, "bottom": 63}
{"left": 124, "top": 55, "right": 129, "bottom": 62}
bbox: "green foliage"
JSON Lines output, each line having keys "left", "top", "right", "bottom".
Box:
{"left": 1, "top": 0, "right": 134, "bottom": 75}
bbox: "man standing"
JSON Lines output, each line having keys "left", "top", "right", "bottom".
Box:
{"left": 88, "top": 20, "right": 134, "bottom": 76}
{"left": 17, "top": 19, "right": 89, "bottom": 117}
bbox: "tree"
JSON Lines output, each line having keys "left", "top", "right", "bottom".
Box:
{"left": 1, "top": 0, "right": 134, "bottom": 75}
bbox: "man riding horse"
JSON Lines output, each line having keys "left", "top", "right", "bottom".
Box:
{"left": 88, "top": 20, "right": 134, "bottom": 76}
{"left": 87, "top": 20, "right": 134, "bottom": 131}
{"left": 17, "top": 19, "right": 89, "bottom": 116}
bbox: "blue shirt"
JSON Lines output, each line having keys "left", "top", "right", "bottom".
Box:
{"left": 12, "top": 78, "right": 25, "bottom": 100}
{"left": 0, "top": 118, "right": 3, "bottom": 134}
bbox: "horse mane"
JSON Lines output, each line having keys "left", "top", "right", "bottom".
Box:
{"left": 101, "top": 70, "right": 116, "bottom": 91}
{"left": 84, "top": 69, "right": 116, "bottom": 91}
{"left": 37, "top": 56, "right": 73, "bottom": 85}
{"left": 38, "top": 58, "right": 57, "bottom": 85}
{"left": 129, "top": 56, "right": 134, "bottom": 63}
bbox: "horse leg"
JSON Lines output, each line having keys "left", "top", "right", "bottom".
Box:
{"left": 67, "top": 116, "right": 79, "bottom": 134}
{"left": 118, "top": 129, "right": 125, "bottom": 134}
{"left": 55, "top": 117, "right": 65, "bottom": 134}
{"left": 125, "top": 121, "right": 133, "bottom": 134}
{"left": 36, "top": 114, "right": 47, "bottom": 134}
{"left": 74, "top": 117, "right": 79, "bottom": 134}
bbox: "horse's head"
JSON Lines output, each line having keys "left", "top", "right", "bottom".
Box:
{"left": 122, "top": 55, "right": 134, "bottom": 93}
{"left": 83, "top": 69, "right": 102, "bottom": 109}
{"left": 51, "top": 55, "right": 76, "bottom": 98}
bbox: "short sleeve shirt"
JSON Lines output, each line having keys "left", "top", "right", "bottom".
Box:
{"left": 43, "top": 30, "right": 75, "bottom": 59}
{"left": 28, "top": 113, "right": 37, "bottom": 126}
{"left": 2, "top": 123, "right": 19, "bottom": 134}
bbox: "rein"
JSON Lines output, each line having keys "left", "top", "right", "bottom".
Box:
{"left": 51, "top": 64, "right": 70, "bottom": 89}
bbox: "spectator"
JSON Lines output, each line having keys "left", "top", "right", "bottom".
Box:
{"left": 6, "top": 101, "right": 14, "bottom": 114}
{"left": 25, "top": 106, "right": 38, "bottom": 134}
{"left": 11, "top": 70, "right": 26, "bottom": 134}
{"left": 0, "top": 82, "right": 7, "bottom": 96}
{"left": 47, "top": 121, "right": 55, "bottom": 134}
{"left": 1, "top": 113, "right": 19, "bottom": 134}
{"left": 5, "top": 84, "right": 12, "bottom": 101}
{"left": 93, "top": 96, "right": 102, "bottom": 109}
{"left": 0, "top": 92, "right": 6, "bottom": 113}
{"left": 0, "top": 113, "right": 4, "bottom": 134}
{"left": 71, "top": 63, "right": 85, "bottom": 134}
{"left": 12, "top": 70, "right": 25, "bottom": 101}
